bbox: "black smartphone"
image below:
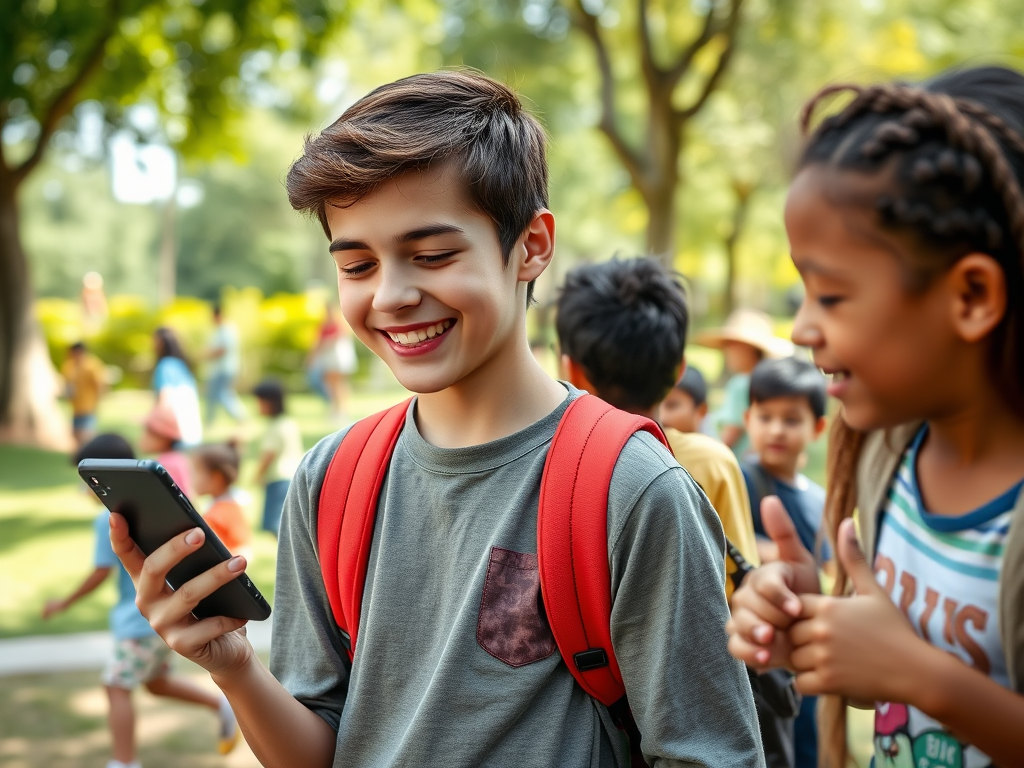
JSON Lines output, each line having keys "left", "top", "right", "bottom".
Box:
{"left": 78, "top": 458, "right": 271, "bottom": 621}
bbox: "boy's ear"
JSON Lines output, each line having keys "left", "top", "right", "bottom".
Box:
{"left": 813, "top": 415, "right": 828, "bottom": 439}
{"left": 561, "top": 354, "right": 595, "bottom": 393}
{"left": 947, "top": 253, "right": 1006, "bottom": 343}
{"left": 697, "top": 402, "right": 709, "bottom": 420}
{"left": 742, "top": 407, "right": 752, "bottom": 428}
{"left": 515, "top": 209, "right": 555, "bottom": 284}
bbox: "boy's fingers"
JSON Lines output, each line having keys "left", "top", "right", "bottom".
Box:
{"left": 152, "top": 556, "right": 248, "bottom": 630}
{"left": 164, "top": 616, "right": 248, "bottom": 655}
{"left": 108, "top": 512, "right": 147, "bottom": 578}
{"left": 135, "top": 527, "right": 206, "bottom": 602}
{"left": 728, "top": 633, "right": 788, "bottom": 671}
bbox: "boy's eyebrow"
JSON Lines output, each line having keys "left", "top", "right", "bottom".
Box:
{"left": 397, "top": 224, "right": 465, "bottom": 243}
{"left": 329, "top": 224, "right": 466, "bottom": 253}
{"left": 790, "top": 255, "right": 847, "bottom": 279}
{"left": 329, "top": 238, "right": 370, "bottom": 253}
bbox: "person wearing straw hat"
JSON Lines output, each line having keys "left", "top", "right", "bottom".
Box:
{"left": 694, "top": 308, "right": 794, "bottom": 457}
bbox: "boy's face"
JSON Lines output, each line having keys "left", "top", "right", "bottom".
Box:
{"left": 744, "top": 396, "right": 825, "bottom": 472}
{"left": 325, "top": 166, "right": 553, "bottom": 394}
{"left": 659, "top": 388, "right": 706, "bottom": 433}
{"left": 723, "top": 341, "right": 762, "bottom": 375}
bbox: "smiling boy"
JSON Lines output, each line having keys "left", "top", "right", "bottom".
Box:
{"left": 111, "top": 71, "right": 762, "bottom": 768}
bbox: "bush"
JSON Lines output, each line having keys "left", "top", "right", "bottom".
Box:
{"left": 36, "top": 289, "right": 365, "bottom": 391}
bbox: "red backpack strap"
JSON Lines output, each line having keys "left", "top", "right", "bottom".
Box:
{"left": 317, "top": 399, "right": 412, "bottom": 661}
{"left": 537, "top": 395, "right": 670, "bottom": 707}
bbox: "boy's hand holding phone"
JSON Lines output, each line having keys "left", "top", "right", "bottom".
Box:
{"left": 726, "top": 496, "right": 822, "bottom": 672}
{"left": 109, "top": 514, "right": 255, "bottom": 676}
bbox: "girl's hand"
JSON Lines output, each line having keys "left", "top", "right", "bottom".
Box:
{"left": 109, "top": 512, "right": 255, "bottom": 677}
{"left": 727, "top": 496, "right": 821, "bottom": 671}
{"left": 789, "top": 518, "right": 936, "bottom": 702}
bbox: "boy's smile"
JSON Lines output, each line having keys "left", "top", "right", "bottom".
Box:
{"left": 324, "top": 164, "right": 555, "bottom": 408}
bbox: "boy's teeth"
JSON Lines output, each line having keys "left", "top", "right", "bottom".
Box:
{"left": 387, "top": 320, "right": 450, "bottom": 346}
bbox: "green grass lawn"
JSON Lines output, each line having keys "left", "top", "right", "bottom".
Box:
{"left": 0, "top": 386, "right": 410, "bottom": 639}
{"left": 0, "top": 655, "right": 269, "bottom": 768}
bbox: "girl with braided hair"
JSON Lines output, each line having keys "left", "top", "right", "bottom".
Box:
{"left": 726, "top": 65, "right": 1024, "bottom": 768}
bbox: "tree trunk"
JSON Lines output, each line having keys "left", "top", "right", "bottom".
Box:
{"left": 722, "top": 181, "right": 754, "bottom": 316}
{"left": 646, "top": 188, "right": 677, "bottom": 266}
{"left": 0, "top": 177, "right": 74, "bottom": 450}
{"left": 158, "top": 195, "right": 177, "bottom": 305}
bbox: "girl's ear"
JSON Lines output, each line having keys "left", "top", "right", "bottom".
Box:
{"left": 947, "top": 253, "right": 1007, "bottom": 343}
{"left": 516, "top": 209, "right": 556, "bottom": 284}
{"left": 561, "top": 354, "right": 595, "bottom": 393}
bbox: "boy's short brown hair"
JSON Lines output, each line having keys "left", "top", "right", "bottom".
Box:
{"left": 287, "top": 70, "right": 549, "bottom": 277}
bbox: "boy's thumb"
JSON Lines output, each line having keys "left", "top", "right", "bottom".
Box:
{"left": 837, "top": 518, "right": 881, "bottom": 596}
{"left": 762, "top": 496, "right": 811, "bottom": 564}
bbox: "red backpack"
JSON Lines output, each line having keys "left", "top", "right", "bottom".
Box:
{"left": 316, "top": 394, "right": 670, "bottom": 766}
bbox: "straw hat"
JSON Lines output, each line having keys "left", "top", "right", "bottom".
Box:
{"left": 693, "top": 309, "right": 795, "bottom": 359}
{"left": 144, "top": 402, "right": 182, "bottom": 442}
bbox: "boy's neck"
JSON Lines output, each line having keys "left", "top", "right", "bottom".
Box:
{"left": 415, "top": 335, "right": 566, "bottom": 449}
{"left": 758, "top": 455, "right": 799, "bottom": 485}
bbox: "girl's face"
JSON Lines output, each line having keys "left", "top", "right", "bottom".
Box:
{"left": 786, "top": 167, "right": 962, "bottom": 432}
{"left": 191, "top": 461, "right": 225, "bottom": 497}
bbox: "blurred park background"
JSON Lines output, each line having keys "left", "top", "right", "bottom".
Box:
{"left": 5, "top": 0, "right": 1024, "bottom": 764}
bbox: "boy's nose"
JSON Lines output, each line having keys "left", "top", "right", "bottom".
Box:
{"left": 371, "top": 265, "right": 422, "bottom": 313}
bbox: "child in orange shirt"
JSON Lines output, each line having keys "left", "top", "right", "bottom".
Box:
{"left": 190, "top": 442, "right": 252, "bottom": 561}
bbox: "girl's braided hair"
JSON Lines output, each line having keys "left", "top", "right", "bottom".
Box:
{"left": 797, "top": 66, "right": 1024, "bottom": 768}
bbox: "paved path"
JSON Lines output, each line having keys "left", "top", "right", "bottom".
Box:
{"left": 0, "top": 619, "right": 273, "bottom": 677}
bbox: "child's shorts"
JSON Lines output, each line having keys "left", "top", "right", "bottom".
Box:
{"left": 101, "top": 636, "right": 174, "bottom": 690}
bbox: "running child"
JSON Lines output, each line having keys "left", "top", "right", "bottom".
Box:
{"left": 43, "top": 434, "right": 237, "bottom": 768}
{"left": 727, "top": 65, "right": 1024, "bottom": 768}
{"left": 191, "top": 441, "right": 253, "bottom": 561}
{"left": 110, "top": 71, "right": 763, "bottom": 767}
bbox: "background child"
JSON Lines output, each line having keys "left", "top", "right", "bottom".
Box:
{"left": 138, "top": 402, "right": 192, "bottom": 497}
{"left": 557, "top": 256, "right": 793, "bottom": 765}
{"left": 191, "top": 441, "right": 252, "bottom": 561}
{"left": 695, "top": 308, "right": 793, "bottom": 456}
{"left": 659, "top": 365, "right": 709, "bottom": 434}
{"left": 43, "top": 433, "right": 237, "bottom": 768}
{"left": 61, "top": 340, "right": 107, "bottom": 447}
{"left": 727, "top": 65, "right": 1024, "bottom": 768}
{"left": 741, "top": 357, "right": 829, "bottom": 566}
{"left": 252, "top": 379, "right": 303, "bottom": 535}
{"left": 739, "top": 356, "right": 828, "bottom": 768}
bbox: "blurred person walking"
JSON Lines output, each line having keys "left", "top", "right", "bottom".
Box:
{"left": 61, "top": 341, "right": 107, "bottom": 447}
{"left": 152, "top": 327, "right": 202, "bottom": 447}
{"left": 252, "top": 379, "right": 303, "bottom": 536}
{"left": 308, "top": 303, "right": 357, "bottom": 421}
{"left": 42, "top": 433, "right": 238, "bottom": 768}
{"left": 203, "top": 304, "right": 245, "bottom": 426}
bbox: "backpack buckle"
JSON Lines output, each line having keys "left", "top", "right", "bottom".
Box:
{"left": 574, "top": 648, "right": 609, "bottom": 672}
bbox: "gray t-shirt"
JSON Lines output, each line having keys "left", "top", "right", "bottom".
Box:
{"left": 270, "top": 386, "right": 763, "bottom": 768}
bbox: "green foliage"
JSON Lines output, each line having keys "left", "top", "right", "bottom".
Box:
{"left": 36, "top": 288, "right": 354, "bottom": 390}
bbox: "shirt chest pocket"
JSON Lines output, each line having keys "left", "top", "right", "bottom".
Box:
{"left": 476, "top": 547, "right": 557, "bottom": 667}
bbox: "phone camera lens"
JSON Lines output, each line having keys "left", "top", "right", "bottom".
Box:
{"left": 90, "top": 477, "right": 100, "bottom": 485}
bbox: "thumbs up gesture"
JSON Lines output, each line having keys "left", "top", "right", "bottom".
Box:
{"left": 787, "top": 518, "right": 928, "bottom": 703}
{"left": 726, "top": 496, "right": 823, "bottom": 671}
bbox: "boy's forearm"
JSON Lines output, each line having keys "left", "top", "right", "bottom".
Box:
{"left": 211, "top": 653, "right": 336, "bottom": 768}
